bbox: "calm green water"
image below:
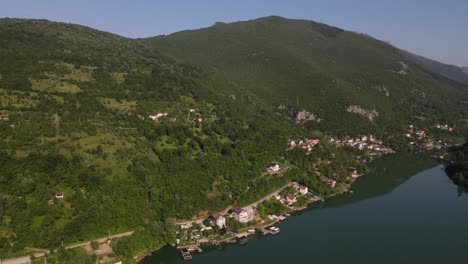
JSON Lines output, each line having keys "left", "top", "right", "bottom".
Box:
{"left": 142, "top": 154, "right": 468, "bottom": 264}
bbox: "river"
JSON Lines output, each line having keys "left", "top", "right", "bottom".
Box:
{"left": 142, "top": 154, "right": 468, "bottom": 263}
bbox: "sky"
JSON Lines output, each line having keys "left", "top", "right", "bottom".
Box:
{"left": 1, "top": 0, "right": 467, "bottom": 67}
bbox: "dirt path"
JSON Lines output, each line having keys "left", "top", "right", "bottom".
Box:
{"left": 1, "top": 231, "right": 134, "bottom": 264}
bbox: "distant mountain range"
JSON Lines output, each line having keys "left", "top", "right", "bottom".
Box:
{"left": 400, "top": 50, "right": 468, "bottom": 85}
{"left": 463, "top": 67, "right": 468, "bottom": 75}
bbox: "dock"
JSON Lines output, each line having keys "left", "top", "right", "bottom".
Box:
{"left": 178, "top": 245, "right": 203, "bottom": 260}
{"left": 180, "top": 249, "right": 192, "bottom": 260}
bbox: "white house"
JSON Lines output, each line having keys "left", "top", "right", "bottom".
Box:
{"left": 230, "top": 207, "right": 255, "bottom": 223}
{"left": 297, "top": 185, "right": 308, "bottom": 195}
{"left": 149, "top": 112, "right": 168, "bottom": 121}
{"left": 210, "top": 213, "right": 226, "bottom": 229}
{"left": 267, "top": 163, "right": 280, "bottom": 172}
{"left": 55, "top": 192, "right": 64, "bottom": 199}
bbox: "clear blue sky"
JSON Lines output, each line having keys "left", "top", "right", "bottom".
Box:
{"left": 1, "top": 0, "right": 467, "bottom": 66}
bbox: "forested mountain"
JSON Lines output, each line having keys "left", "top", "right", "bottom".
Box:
{"left": 0, "top": 17, "right": 467, "bottom": 261}
{"left": 400, "top": 50, "right": 468, "bottom": 85}
{"left": 0, "top": 18, "right": 307, "bottom": 256}
{"left": 142, "top": 16, "right": 468, "bottom": 138}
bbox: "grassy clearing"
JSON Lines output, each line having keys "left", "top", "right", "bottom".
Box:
{"left": 99, "top": 97, "right": 136, "bottom": 112}
{"left": 31, "top": 78, "right": 82, "bottom": 94}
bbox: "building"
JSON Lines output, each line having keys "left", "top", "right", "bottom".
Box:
{"left": 0, "top": 114, "right": 9, "bottom": 121}
{"left": 297, "top": 185, "right": 308, "bottom": 195}
{"left": 310, "top": 137, "right": 320, "bottom": 145}
{"left": 267, "top": 163, "right": 280, "bottom": 172}
{"left": 230, "top": 207, "right": 255, "bottom": 223}
{"left": 148, "top": 112, "right": 168, "bottom": 121}
{"left": 55, "top": 192, "right": 64, "bottom": 199}
{"left": 210, "top": 213, "right": 226, "bottom": 229}
{"left": 285, "top": 193, "right": 297, "bottom": 205}
{"left": 324, "top": 178, "right": 336, "bottom": 188}
{"left": 349, "top": 167, "right": 358, "bottom": 178}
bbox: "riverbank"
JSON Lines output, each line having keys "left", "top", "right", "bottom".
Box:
{"left": 142, "top": 155, "right": 450, "bottom": 264}
{"left": 139, "top": 175, "right": 359, "bottom": 262}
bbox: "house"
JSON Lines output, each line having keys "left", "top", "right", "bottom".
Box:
{"left": 310, "top": 137, "right": 320, "bottom": 145}
{"left": 0, "top": 114, "right": 9, "bottom": 121}
{"left": 230, "top": 207, "right": 255, "bottom": 223}
{"left": 415, "top": 130, "right": 426, "bottom": 139}
{"left": 266, "top": 163, "right": 280, "bottom": 172}
{"left": 349, "top": 167, "right": 358, "bottom": 178}
{"left": 297, "top": 185, "right": 308, "bottom": 195}
{"left": 324, "top": 178, "right": 336, "bottom": 188}
{"left": 285, "top": 193, "right": 297, "bottom": 204}
{"left": 267, "top": 212, "right": 282, "bottom": 220}
{"left": 148, "top": 112, "right": 168, "bottom": 121}
{"left": 361, "top": 135, "right": 368, "bottom": 142}
{"left": 197, "top": 117, "right": 203, "bottom": 123}
{"left": 210, "top": 213, "right": 226, "bottom": 229}
{"left": 55, "top": 192, "right": 64, "bottom": 199}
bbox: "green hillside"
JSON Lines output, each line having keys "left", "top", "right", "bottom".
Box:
{"left": 0, "top": 18, "right": 308, "bottom": 257}
{"left": 0, "top": 17, "right": 467, "bottom": 262}
{"left": 142, "top": 16, "right": 468, "bottom": 137}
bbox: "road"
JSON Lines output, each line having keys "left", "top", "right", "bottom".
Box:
{"left": 1, "top": 231, "right": 134, "bottom": 264}
{"left": 175, "top": 182, "right": 293, "bottom": 227}
{"left": 243, "top": 182, "right": 292, "bottom": 208}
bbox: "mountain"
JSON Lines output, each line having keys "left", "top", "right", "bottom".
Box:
{"left": 0, "top": 18, "right": 311, "bottom": 258}
{"left": 1, "top": 17, "right": 467, "bottom": 261}
{"left": 142, "top": 16, "right": 468, "bottom": 136}
{"left": 463, "top": 67, "right": 468, "bottom": 75}
{"left": 400, "top": 50, "right": 468, "bottom": 85}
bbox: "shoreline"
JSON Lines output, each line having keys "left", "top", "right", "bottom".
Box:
{"left": 138, "top": 179, "right": 356, "bottom": 262}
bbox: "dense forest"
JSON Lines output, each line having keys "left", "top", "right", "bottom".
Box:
{"left": 445, "top": 143, "right": 468, "bottom": 192}
{"left": 0, "top": 17, "right": 467, "bottom": 262}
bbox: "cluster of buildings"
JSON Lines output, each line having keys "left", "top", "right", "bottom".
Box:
{"left": 207, "top": 206, "right": 257, "bottom": 229}
{"left": 275, "top": 182, "right": 309, "bottom": 206}
{"left": 288, "top": 137, "right": 320, "bottom": 154}
{"left": 127, "top": 109, "right": 203, "bottom": 123}
{"left": 329, "top": 135, "right": 393, "bottom": 155}
{"left": 406, "top": 125, "right": 426, "bottom": 140}
{"left": 434, "top": 124, "right": 455, "bottom": 132}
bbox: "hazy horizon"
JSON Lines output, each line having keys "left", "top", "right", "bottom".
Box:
{"left": 1, "top": 0, "right": 467, "bottom": 67}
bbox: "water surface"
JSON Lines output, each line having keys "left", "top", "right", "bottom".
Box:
{"left": 143, "top": 154, "right": 468, "bottom": 264}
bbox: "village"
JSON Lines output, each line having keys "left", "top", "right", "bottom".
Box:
{"left": 173, "top": 181, "right": 322, "bottom": 260}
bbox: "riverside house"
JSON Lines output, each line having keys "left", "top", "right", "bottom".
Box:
{"left": 285, "top": 193, "right": 297, "bottom": 205}
{"left": 210, "top": 213, "right": 226, "bottom": 229}
{"left": 230, "top": 207, "right": 255, "bottom": 223}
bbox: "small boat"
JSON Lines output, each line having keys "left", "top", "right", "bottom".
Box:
{"left": 268, "top": 226, "right": 280, "bottom": 235}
